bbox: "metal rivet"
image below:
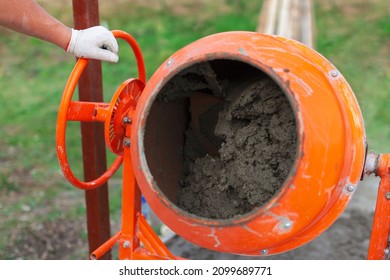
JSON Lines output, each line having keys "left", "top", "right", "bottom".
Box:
{"left": 167, "top": 58, "right": 174, "bottom": 66}
{"left": 385, "top": 192, "right": 390, "bottom": 200}
{"left": 123, "top": 138, "right": 131, "bottom": 147}
{"left": 346, "top": 185, "right": 355, "bottom": 192}
{"left": 283, "top": 221, "right": 293, "bottom": 230}
{"left": 123, "top": 241, "right": 131, "bottom": 248}
{"left": 123, "top": 116, "right": 132, "bottom": 124}
{"left": 238, "top": 47, "right": 248, "bottom": 56}
{"left": 330, "top": 70, "right": 339, "bottom": 78}
{"left": 260, "top": 249, "right": 268, "bottom": 255}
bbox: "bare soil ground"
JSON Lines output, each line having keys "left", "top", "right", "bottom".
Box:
{"left": 5, "top": 218, "right": 87, "bottom": 260}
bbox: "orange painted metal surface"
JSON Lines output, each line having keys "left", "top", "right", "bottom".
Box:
{"left": 56, "top": 30, "right": 146, "bottom": 190}
{"left": 56, "top": 56, "right": 123, "bottom": 190}
{"left": 57, "top": 30, "right": 180, "bottom": 260}
{"left": 368, "top": 154, "right": 390, "bottom": 260}
{"left": 57, "top": 30, "right": 389, "bottom": 260}
{"left": 131, "top": 31, "right": 367, "bottom": 256}
{"left": 104, "top": 79, "right": 144, "bottom": 156}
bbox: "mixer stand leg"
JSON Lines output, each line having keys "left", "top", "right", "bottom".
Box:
{"left": 367, "top": 154, "right": 390, "bottom": 260}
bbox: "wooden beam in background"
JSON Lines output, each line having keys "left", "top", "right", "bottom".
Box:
{"left": 257, "top": 0, "right": 315, "bottom": 48}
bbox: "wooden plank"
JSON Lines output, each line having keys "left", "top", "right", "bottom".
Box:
{"left": 257, "top": 0, "right": 315, "bottom": 48}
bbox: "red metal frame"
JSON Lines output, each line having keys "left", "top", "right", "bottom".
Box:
{"left": 368, "top": 154, "right": 390, "bottom": 260}
{"left": 56, "top": 57, "right": 123, "bottom": 190}
{"left": 57, "top": 30, "right": 179, "bottom": 260}
{"left": 91, "top": 121, "right": 179, "bottom": 259}
{"left": 90, "top": 121, "right": 178, "bottom": 259}
{"left": 56, "top": 30, "right": 145, "bottom": 190}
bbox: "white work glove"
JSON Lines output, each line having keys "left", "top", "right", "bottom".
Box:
{"left": 66, "top": 26, "right": 119, "bottom": 63}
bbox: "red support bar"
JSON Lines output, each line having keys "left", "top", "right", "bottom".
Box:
{"left": 137, "top": 214, "right": 175, "bottom": 259}
{"left": 368, "top": 154, "right": 390, "bottom": 260}
{"left": 68, "top": 101, "right": 109, "bottom": 122}
{"left": 72, "top": 0, "right": 112, "bottom": 260}
{"left": 118, "top": 124, "right": 142, "bottom": 260}
{"left": 90, "top": 231, "right": 121, "bottom": 260}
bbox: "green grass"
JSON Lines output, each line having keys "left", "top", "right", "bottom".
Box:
{"left": 0, "top": 0, "right": 389, "bottom": 259}
{"left": 100, "top": 1, "right": 262, "bottom": 93}
{"left": 315, "top": 0, "right": 390, "bottom": 153}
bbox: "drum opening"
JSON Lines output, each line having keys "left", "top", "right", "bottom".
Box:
{"left": 143, "top": 59, "right": 297, "bottom": 219}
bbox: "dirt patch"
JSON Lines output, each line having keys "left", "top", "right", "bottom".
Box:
{"left": 157, "top": 60, "right": 297, "bottom": 219}
{"left": 3, "top": 218, "right": 87, "bottom": 260}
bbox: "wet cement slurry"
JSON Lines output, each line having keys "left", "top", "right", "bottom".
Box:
{"left": 161, "top": 62, "right": 298, "bottom": 219}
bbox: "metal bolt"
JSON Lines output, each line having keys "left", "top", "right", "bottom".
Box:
{"left": 385, "top": 192, "right": 390, "bottom": 200}
{"left": 260, "top": 249, "right": 268, "bottom": 255}
{"left": 364, "top": 151, "right": 378, "bottom": 176}
{"left": 346, "top": 185, "right": 355, "bottom": 192}
{"left": 283, "top": 221, "right": 293, "bottom": 230}
{"left": 123, "top": 138, "right": 131, "bottom": 147}
{"left": 123, "top": 116, "right": 132, "bottom": 124}
{"left": 330, "top": 70, "right": 339, "bottom": 78}
{"left": 123, "top": 241, "right": 131, "bottom": 248}
{"left": 384, "top": 247, "right": 390, "bottom": 259}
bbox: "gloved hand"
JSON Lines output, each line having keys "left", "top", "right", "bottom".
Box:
{"left": 66, "top": 26, "right": 119, "bottom": 63}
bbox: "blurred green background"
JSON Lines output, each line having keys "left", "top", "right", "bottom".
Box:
{"left": 0, "top": 0, "right": 389, "bottom": 259}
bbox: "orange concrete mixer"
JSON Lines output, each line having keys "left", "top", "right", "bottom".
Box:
{"left": 56, "top": 30, "right": 390, "bottom": 260}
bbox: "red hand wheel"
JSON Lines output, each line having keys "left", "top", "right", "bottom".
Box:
{"left": 56, "top": 30, "right": 146, "bottom": 190}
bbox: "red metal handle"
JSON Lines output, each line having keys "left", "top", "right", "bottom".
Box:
{"left": 56, "top": 30, "right": 146, "bottom": 190}
{"left": 112, "top": 30, "right": 146, "bottom": 84}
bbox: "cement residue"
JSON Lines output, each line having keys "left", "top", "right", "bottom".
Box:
{"left": 158, "top": 62, "right": 224, "bottom": 102}
{"left": 177, "top": 73, "right": 297, "bottom": 219}
{"left": 166, "top": 208, "right": 374, "bottom": 259}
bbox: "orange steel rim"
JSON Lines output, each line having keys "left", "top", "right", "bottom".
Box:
{"left": 56, "top": 30, "right": 146, "bottom": 190}
{"left": 131, "top": 32, "right": 367, "bottom": 255}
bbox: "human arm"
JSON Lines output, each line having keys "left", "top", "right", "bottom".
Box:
{"left": 0, "top": 0, "right": 118, "bottom": 62}
{"left": 0, "top": 0, "right": 71, "bottom": 49}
